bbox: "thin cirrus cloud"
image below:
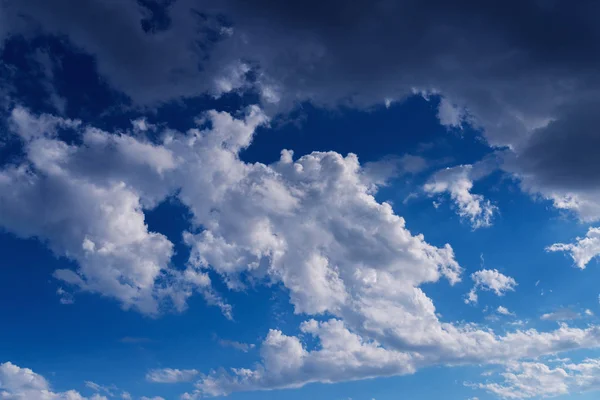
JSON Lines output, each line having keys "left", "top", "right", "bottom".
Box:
{"left": 146, "top": 368, "right": 199, "bottom": 384}
{"left": 540, "top": 309, "right": 583, "bottom": 322}
{"left": 216, "top": 337, "right": 256, "bottom": 353}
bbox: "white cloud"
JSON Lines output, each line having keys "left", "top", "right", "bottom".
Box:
{"left": 193, "top": 321, "right": 600, "bottom": 397}
{"left": 84, "top": 381, "right": 114, "bottom": 397}
{"left": 1, "top": 108, "right": 178, "bottom": 315}
{"left": 540, "top": 309, "right": 582, "bottom": 322}
{"left": 424, "top": 165, "right": 497, "bottom": 229}
{"left": 0, "top": 106, "right": 255, "bottom": 316}
{"left": 472, "top": 358, "right": 600, "bottom": 399}
{"left": 0, "top": 361, "right": 107, "bottom": 400}
{"left": 146, "top": 368, "right": 199, "bottom": 384}
{"left": 189, "top": 319, "right": 415, "bottom": 397}
{"left": 497, "top": 306, "right": 515, "bottom": 316}
{"left": 5, "top": 107, "right": 600, "bottom": 398}
{"left": 547, "top": 227, "right": 600, "bottom": 269}
{"left": 470, "top": 361, "right": 570, "bottom": 399}
{"left": 465, "top": 269, "right": 517, "bottom": 304}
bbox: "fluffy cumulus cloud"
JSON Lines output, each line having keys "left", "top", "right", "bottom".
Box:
{"left": 0, "top": 106, "right": 260, "bottom": 315}
{"left": 472, "top": 358, "right": 600, "bottom": 399}
{"left": 6, "top": 106, "right": 600, "bottom": 397}
{"left": 465, "top": 269, "right": 517, "bottom": 305}
{"left": 547, "top": 227, "right": 600, "bottom": 269}
{"left": 1, "top": 108, "right": 179, "bottom": 314}
{"left": 185, "top": 319, "right": 415, "bottom": 397}
{"left": 194, "top": 321, "right": 600, "bottom": 396}
{"left": 424, "top": 165, "right": 497, "bottom": 229}
{"left": 0, "top": 362, "right": 107, "bottom": 400}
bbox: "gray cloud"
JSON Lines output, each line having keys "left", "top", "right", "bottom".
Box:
{"left": 4, "top": 0, "right": 600, "bottom": 220}
{"left": 508, "top": 101, "right": 600, "bottom": 192}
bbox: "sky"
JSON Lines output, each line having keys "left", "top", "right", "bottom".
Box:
{"left": 2, "top": 1, "right": 600, "bottom": 399}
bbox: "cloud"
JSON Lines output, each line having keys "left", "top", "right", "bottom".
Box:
{"left": 193, "top": 321, "right": 600, "bottom": 397}
{"left": 0, "top": 106, "right": 254, "bottom": 316}
{"left": 437, "top": 97, "right": 467, "bottom": 129}
{"left": 2, "top": 1, "right": 600, "bottom": 222}
{"left": 56, "top": 287, "right": 74, "bottom": 305}
{"left": 146, "top": 368, "right": 199, "bottom": 384}
{"left": 547, "top": 227, "right": 600, "bottom": 269}
{"left": 424, "top": 164, "right": 497, "bottom": 229}
{"left": 0, "top": 361, "right": 107, "bottom": 400}
{"left": 190, "top": 319, "right": 415, "bottom": 397}
{"left": 216, "top": 337, "right": 255, "bottom": 353}
{"left": 501, "top": 102, "right": 600, "bottom": 223}
{"left": 84, "top": 381, "right": 114, "bottom": 397}
{"left": 497, "top": 306, "right": 515, "bottom": 316}
{"left": 540, "top": 309, "right": 582, "bottom": 322}
{"left": 472, "top": 358, "right": 600, "bottom": 399}
{"left": 4, "top": 106, "right": 600, "bottom": 397}
{"left": 362, "top": 154, "right": 428, "bottom": 187}
{"left": 3, "top": 2, "right": 600, "bottom": 398}
{"left": 465, "top": 269, "right": 517, "bottom": 304}
{"left": 0, "top": 0, "right": 240, "bottom": 105}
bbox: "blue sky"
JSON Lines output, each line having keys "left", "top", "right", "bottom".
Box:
{"left": 2, "top": 2, "right": 600, "bottom": 400}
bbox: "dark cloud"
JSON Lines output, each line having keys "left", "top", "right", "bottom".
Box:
{"left": 3, "top": 1, "right": 598, "bottom": 118}
{"left": 2, "top": 0, "right": 600, "bottom": 211}
{"left": 207, "top": 0, "right": 600, "bottom": 141}
{"left": 0, "top": 0, "right": 232, "bottom": 104}
{"left": 512, "top": 100, "right": 600, "bottom": 191}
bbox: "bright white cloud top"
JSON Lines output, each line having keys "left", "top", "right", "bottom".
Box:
{"left": 547, "top": 227, "right": 600, "bottom": 269}
{"left": 465, "top": 269, "right": 517, "bottom": 305}
{"left": 424, "top": 165, "right": 497, "bottom": 229}
{"left": 0, "top": 361, "right": 108, "bottom": 400}
{"left": 2, "top": 106, "right": 600, "bottom": 399}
